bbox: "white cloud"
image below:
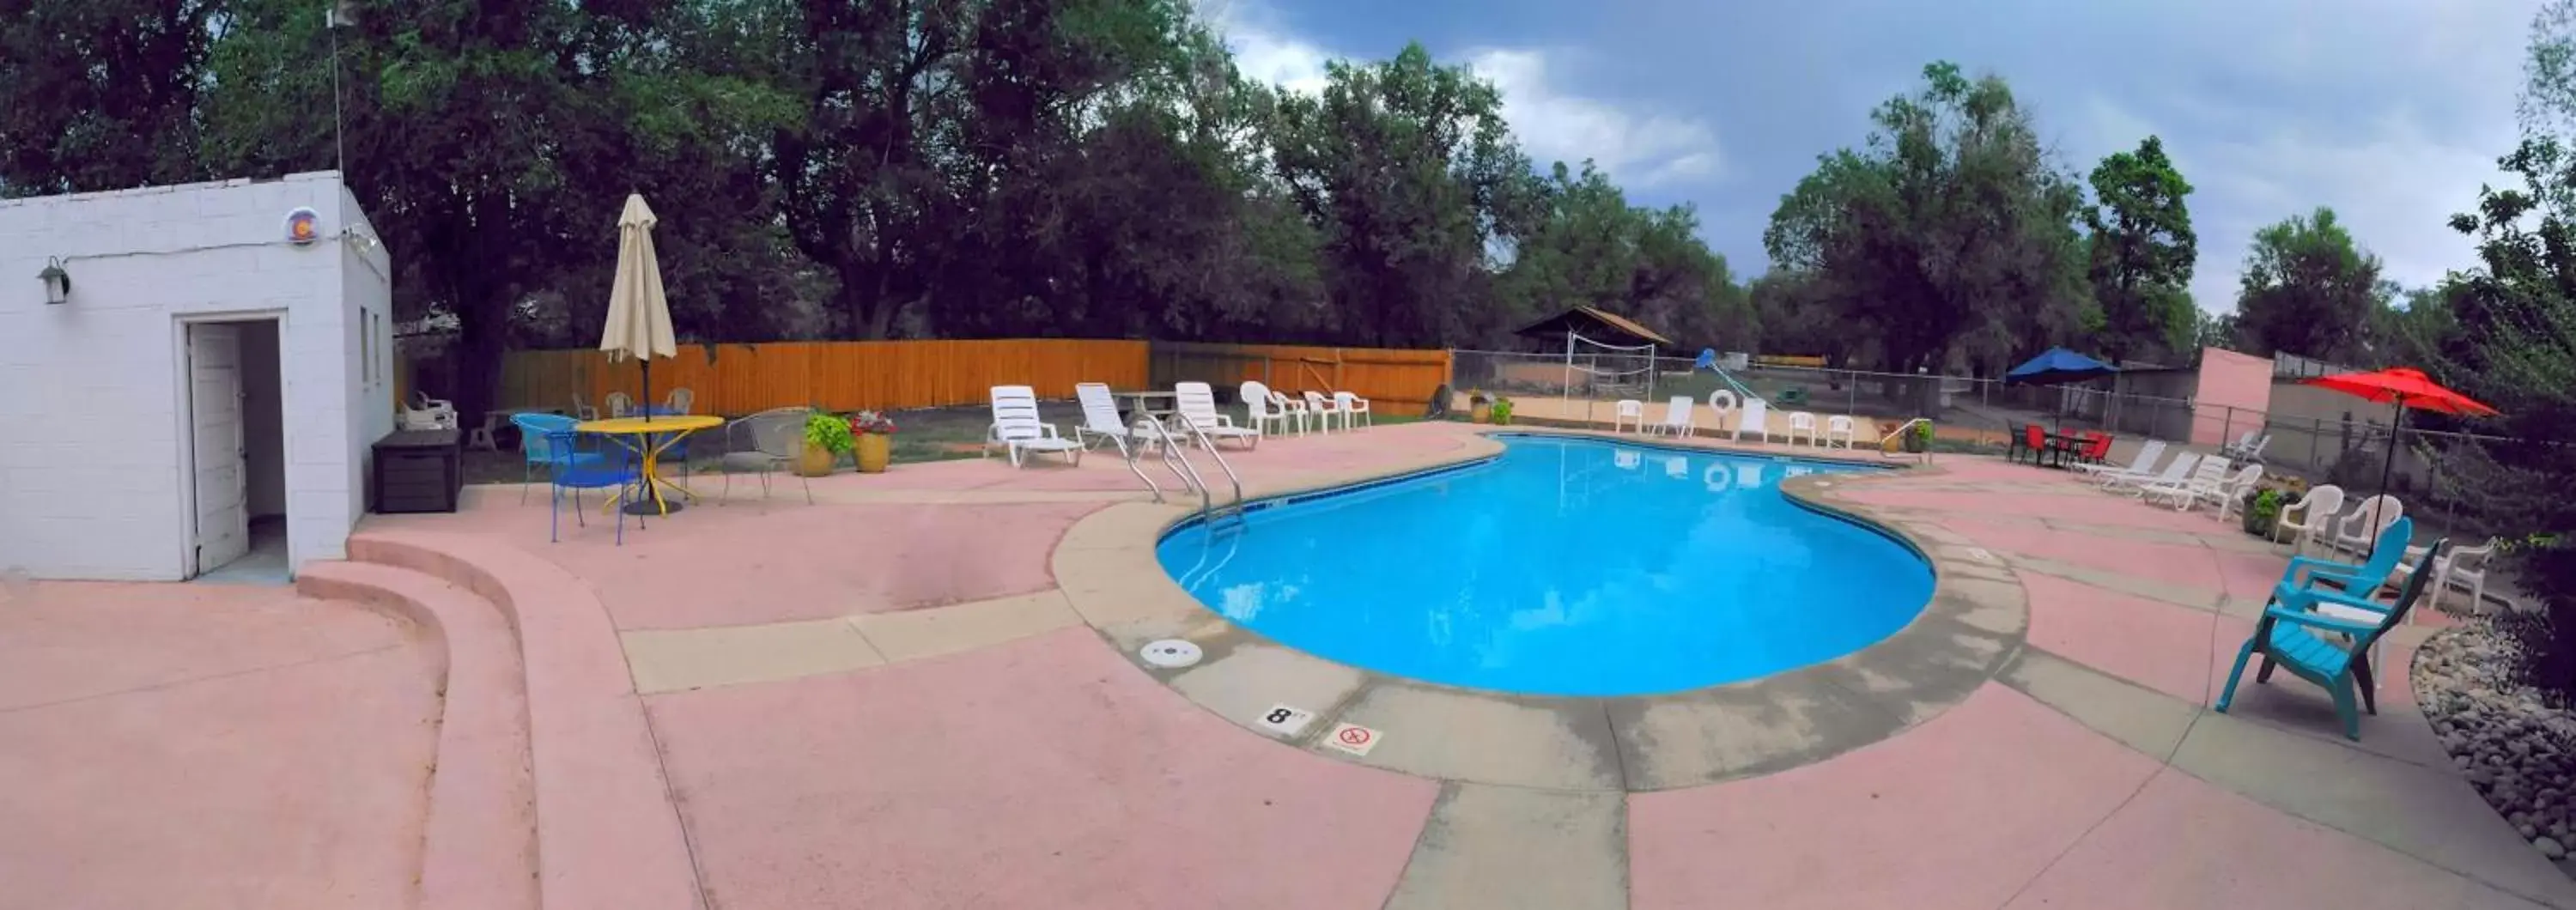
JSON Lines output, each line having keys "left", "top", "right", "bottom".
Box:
{"left": 1463, "top": 49, "right": 1723, "bottom": 186}
{"left": 1201, "top": 0, "right": 1722, "bottom": 188}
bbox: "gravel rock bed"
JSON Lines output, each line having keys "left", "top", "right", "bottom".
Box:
{"left": 2415, "top": 622, "right": 2576, "bottom": 862}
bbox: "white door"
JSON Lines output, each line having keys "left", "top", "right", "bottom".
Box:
{"left": 188, "top": 324, "right": 250, "bottom": 574}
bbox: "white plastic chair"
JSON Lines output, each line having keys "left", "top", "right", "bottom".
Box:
{"left": 1074, "top": 383, "right": 1148, "bottom": 457}
{"left": 1299, "top": 390, "right": 1347, "bottom": 434}
{"left": 1183, "top": 383, "right": 1262, "bottom": 448}
{"left": 1333, "top": 391, "right": 1372, "bottom": 429}
{"left": 2330, "top": 495, "right": 2404, "bottom": 555}
{"left": 1786, "top": 411, "right": 1819, "bottom": 446}
{"left": 1276, "top": 391, "right": 1314, "bottom": 434}
{"left": 1646, "top": 396, "right": 1694, "bottom": 437}
{"left": 1824, "top": 415, "right": 1856, "bottom": 448}
{"left": 1735, "top": 399, "right": 1771, "bottom": 443}
{"left": 605, "top": 391, "right": 635, "bottom": 418}
{"left": 1242, "top": 382, "right": 1296, "bottom": 437}
{"left": 1613, "top": 399, "right": 1645, "bottom": 434}
{"left": 2209, "top": 464, "right": 2264, "bottom": 519}
{"left": 987, "top": 385, "right": 1082, "bottom": 467}
{"left": 2400, "top": 537, "right": 2497, "bottom": 616}
{"left": 665, "top": 387, "right": 696, "bottom": 415}
{"left": 2274, "top": 484, "right": 2345, "bottom": 553}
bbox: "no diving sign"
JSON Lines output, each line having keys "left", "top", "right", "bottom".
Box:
{"left": 1322, "top": 723, "right": 1382, "bottom": 757}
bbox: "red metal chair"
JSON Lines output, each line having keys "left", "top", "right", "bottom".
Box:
{"left": 2080, "top": 433, "right": 2112, "bottom": 465}
{"left": 2022, "top": 424, "right": 2052, "bottom": 466}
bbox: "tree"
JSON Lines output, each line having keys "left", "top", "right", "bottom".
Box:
{"left": 0, "top": 0, "right": 218, "bottom": 196}
{"left": 2083, "top": 136, "right": 2198, "bottom": 364}
{"left": 1493, "top": 161, "right": 1749, "bottom": 349}
{"left": 1762, "top": 61, "right": 2093, "bottom": 377}
{"left": 2231, "top": 207, "right": 2385, "bottom": 361}
{"left": 1269, "top": 43, "right": 1538, "bottom": 348}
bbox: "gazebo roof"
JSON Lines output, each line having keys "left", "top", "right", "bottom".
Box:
{"left": 1510, "top": 306, "right": 1675, "bottom": 349}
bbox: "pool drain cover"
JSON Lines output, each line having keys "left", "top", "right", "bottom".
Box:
{"left": 1140, "top": 640, "right": 1203, "bottom": 669}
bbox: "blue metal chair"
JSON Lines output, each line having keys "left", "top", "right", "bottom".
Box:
{"left": 2218, "top": 538, "right": 2447, "bottom": 740}
{"left": 512, "top": 413, "right": 605, "bottom": 504}
{"left": 544, "top": 430, "right": 642, "bottom": 544}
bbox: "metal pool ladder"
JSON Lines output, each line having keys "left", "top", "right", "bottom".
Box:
{"left": 1130, "top": 415, "right": 1246, "bottom": 530}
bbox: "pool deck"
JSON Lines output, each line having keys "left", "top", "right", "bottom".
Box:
{"left": 13, "top": 419, "right": 2574, "bottom": 908}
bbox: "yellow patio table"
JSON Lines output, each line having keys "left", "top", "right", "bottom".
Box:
{"left": 574, "top": 414, "right": 723, "bottom": 516}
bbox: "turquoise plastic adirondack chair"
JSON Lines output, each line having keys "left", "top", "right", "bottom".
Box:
{"left": 2271, "top": 517, "right": 2415, "bottom": 613}
{"left": 2217, "top": 538, "right": 2447, "bottom": 740}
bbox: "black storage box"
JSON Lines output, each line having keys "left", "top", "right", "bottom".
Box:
{"left": 373, "top": 428, "right": 463, "bottom": 513}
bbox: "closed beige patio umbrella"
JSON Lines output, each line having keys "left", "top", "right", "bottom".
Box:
{"left": 600, "top": 193, "right": 677, "bottom": 416}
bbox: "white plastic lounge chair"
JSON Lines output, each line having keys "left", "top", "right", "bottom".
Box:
{"left": 1299, "top": 390, "right": 1347, "bottom": 434}
{"left": 1333, "top": 391, "right": 1373, "bottom": 429}
{"left": 1613, "top": 399, "right": 1645, "bottom": 434}
{"left": 2104, "top": 451, "right": 2198, "bottom": 494}
{"left": 2219, "top": 429, "right": 2259, "bottom": 458}
{"left": 1787, "top": 411, "right": 1819, "bottom": 446}
{"left": 1824, "top": 415, "right": 1856, "bottom": 448}
{"left": 988, "top": 385, "right": 1082, "bottom": 467}
{"left": 1735, "top": 399, "right": 1772, "bottom": 443}
{"left": 401, "top": 391, "right": 459, "bottom": 431}
{"left": 2142, "top": 458, "right": 2229, "bottom": 510}
{"left": 1182, "top": 382, "right": 1262, "bottom": 449}
{"left": 1243, "top": 382, "right": 1296, "bottom": 437}
{"left": 1666, "top": 456, "right": 1688, "bottom": 478}
{"left": 1615, "top": 449, "right": 1641, "bottom": 470}
{"left": 2071, "top": 440, "right": 2165, "bottom": 479}
{"left": 2330, "top": 495, "right": 2404, "bottom": 555}
{"left": 1075, "top": 383, "right": 1150, "bottom": 457}
{"left": 1646, "top": 396, "right": 1694, "bottom": 437}
{"left": 2210, "top": 464, "right": 2265, "bottom": 519}
{"left": 2399, "top": 537, "right": 2497, "bottom": 616}
{"left": 2274, "top": 484, "right": 2344, "bottom": 553}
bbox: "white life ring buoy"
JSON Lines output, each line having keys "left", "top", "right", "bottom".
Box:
{"left": 1704, "top": 463, "right": 1733, "bottom": 493}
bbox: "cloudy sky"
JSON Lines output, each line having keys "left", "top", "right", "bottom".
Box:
{"left": 1207, "top": 0, "right": 2538, "bottom": 313}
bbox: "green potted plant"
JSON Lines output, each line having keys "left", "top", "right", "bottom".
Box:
{"left": 1903, "top": 421, "right": 1933, "bottom": 453}
{"left": 2240, "top": 488, "right": 2284, "bottom": 537}
{"left": 849, "top": 410, "right": 897, "bottom": 473}
{"left": 1489, "top": 397, "right": 1515, "bottom": 426}
{"left": 800, "top": 410, "right": 854, "bottom": 476}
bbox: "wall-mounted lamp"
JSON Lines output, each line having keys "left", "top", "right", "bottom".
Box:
{"left": 38, "top": 258, "right": 70, "bottom": 305}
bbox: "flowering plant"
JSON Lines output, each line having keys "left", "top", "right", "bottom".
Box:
{"left": 848, "top": 410, "right": 898, "bottom": 435}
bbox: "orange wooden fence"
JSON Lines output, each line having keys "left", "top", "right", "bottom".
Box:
{"left": 1151, "top": 343, "right": 1453, "bottom": 410}
{"left": 498, "top": 339, "right": 1151, "bottom": 416}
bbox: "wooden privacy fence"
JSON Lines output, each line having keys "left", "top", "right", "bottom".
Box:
{"left": 497, "top": 339, "right": 1150, "bottom": 416}
{"left": 1150, "top": 343, "right": 1453, "bottom": 411}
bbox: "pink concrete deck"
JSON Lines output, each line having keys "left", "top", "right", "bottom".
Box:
{"left": 0, "top": 583, "right": 440, "bottom": 909}
{"left": 21, "top": 422, "right": 2570, "bottom": 907}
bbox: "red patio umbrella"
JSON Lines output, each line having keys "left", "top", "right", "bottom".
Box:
{"left": 2303, "top": 367, "right": 2500, "bottom": 555}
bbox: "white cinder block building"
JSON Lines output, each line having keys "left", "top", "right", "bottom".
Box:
{"left": 0, "top": 172, "right": 395, "bottom": 580}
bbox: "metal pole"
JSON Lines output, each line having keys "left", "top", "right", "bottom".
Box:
{"left": 2369, "top": 397, "right": 2402, "bottom": 560}
{"left": 1562, "top": 332, "right": 1574, "bottom": 422}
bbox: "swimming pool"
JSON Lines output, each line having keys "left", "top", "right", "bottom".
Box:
{"left": 1155, "top": 435, "right": 1935, "bottom": 696}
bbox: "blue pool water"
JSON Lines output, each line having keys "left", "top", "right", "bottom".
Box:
{"left": 1156, "top": 435, "right": 1935, "bottom": 696}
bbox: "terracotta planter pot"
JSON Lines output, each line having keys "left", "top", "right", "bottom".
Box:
{"left": 795, "top": 446, "right": 836, "bottom": 477}
{"left": 1470, "top": 403, "right": 1492, "bottom": 423}
{"left": 854, "top": 434, "right": 891, "bottom": 474}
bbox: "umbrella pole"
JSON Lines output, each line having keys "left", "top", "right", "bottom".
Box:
{"left": 2368, "top": 396, "right": 2401, "bottom": 559}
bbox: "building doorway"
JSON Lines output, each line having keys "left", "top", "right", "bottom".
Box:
{"left": 186, "top": 318, "right": 289, "bottom": 583}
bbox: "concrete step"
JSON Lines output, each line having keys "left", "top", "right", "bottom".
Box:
{"left": 298, "top": 560, "right": 539, "bottom": 910}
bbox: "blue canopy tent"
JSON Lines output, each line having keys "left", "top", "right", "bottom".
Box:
{"left": 2004, "top": 347, "right": 2118, "bottom": 385}
{"left": 2004, "top": 347, "right": 2119, "bottom": 434}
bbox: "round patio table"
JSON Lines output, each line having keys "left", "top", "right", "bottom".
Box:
{"left": 575, "top": 414, "right": 723, "bottom": 516}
